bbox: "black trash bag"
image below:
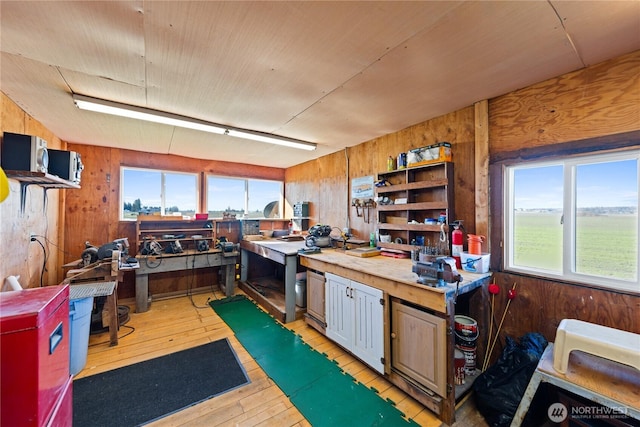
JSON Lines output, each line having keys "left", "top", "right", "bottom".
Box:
{"left": 473, "top": 332, "right": 548, "bottom": 427}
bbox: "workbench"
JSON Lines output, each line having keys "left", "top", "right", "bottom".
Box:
{"left": 239, "top": 238, "right": 307, "bottom": 323}
{"left": 299, "top": 249, "right": 488, "bottom": 314}
{"left": 63, "top": 251, "right": 126, "bottom": 346}
{"left": 298, "top": 249, "right": 491, "bottom": 426}
{"left": 135, "top": 249, "right": 237, "bottom": 313}
{"left": 511, "top": 343, "right": 640, "bottom": 426}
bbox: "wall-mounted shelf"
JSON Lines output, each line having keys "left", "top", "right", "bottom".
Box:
{"left": 5, "top": 170, "right": 81, "bottom": 215}
{"left": 5, "top": 170, "right": 81, "bottom": 189}
{"left": 376, "top": 162, "right": 454, "bottom": 252}
{"left": 136, "top": 216, "right": 240, "bottom": 255}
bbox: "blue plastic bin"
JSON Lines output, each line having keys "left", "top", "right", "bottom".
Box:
{"left": 69, "top": 297, "right": 93, "bottom": 376}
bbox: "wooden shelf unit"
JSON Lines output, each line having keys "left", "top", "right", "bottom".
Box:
{"left": 135, "top": 216, "right": 240, "bottom": 255}
{"left": 376, "top": 162, "right": 454, "bottom": 252}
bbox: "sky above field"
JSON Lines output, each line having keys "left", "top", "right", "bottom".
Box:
{"left": 122, "top": 168, "right": 279, "bottom": 213}
{"left": 122, "top": 157, "right": 638, "bottom": 213}
{"left": 514, "top": 158, "right": 638, "bottom": 210}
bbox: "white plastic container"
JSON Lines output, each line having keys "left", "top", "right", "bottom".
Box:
{"left": 69, "top": 296, "right": 94, "bottom": 375}
{"left": 460, "top": 252, "right": 491, "bottom": 273}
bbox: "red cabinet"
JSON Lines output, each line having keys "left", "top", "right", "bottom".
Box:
{"left": 1, "top": 285, "right": 72, "bottom": 427}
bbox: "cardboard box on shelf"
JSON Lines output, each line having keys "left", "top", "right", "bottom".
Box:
{"left": 407, "top": 142, "right": 452, "bottom": 167}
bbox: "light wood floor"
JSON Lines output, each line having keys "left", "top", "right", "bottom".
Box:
{"left": 78, "top": 288, "right": 488, "bottom": 427}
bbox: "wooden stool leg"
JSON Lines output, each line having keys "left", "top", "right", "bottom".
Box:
{"left": 105, "top": 292, "right": 119, "bottom": 346}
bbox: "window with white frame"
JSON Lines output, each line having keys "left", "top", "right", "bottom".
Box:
{"left": 120, "top": 167, "right": 198, "bottom": 220}
{"left": 504, "top": 150, "right": 639, "bottom": 292}
{"left": 207, "top": 175, "right": 283, "bottom": 218}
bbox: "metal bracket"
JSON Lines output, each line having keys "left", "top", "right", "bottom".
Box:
{"left": 19, "top": 181, "right": 29, "bottom": 216}
{"left": 43, "top": 188, "right": 51, "bottom": 214}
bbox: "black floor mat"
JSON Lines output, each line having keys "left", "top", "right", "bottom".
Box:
{"left": 73, "top": 338, "right": 250, "bottom": 426}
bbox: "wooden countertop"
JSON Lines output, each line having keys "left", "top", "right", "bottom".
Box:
{"left": 242, "top": 238, "right": 307, "bottom": 255}
{"left": 300, "top": 248, "right": 489, "bottom": 294}
{"left": 299, "top": 248, "right": 490, "bottom": 313}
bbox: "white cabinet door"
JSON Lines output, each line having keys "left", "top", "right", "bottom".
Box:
{"left": 352, "top": 280, "right": 384, "bottom": 374}
{"left": 325, "top": 273, "right": 352, "bottom": 350}
{"left": 325, "top": 273, "right": 384, "bottom": 374}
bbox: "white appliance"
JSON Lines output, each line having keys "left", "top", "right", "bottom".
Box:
{"left": 1, "top": 132, "right": 48, "bottom": 173}
{"left": 48, "top": 149, "right": 84, "bottom": 184}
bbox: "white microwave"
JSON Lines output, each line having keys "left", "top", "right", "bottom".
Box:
{"left": 48, "top": 149, "right": 84, "bottom": 184}
{"left": 1, "top": 132, "right": 49, "bottom": 173}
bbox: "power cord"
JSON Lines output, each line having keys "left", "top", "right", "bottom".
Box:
{"left": 30, "top": 234, "right": 73, "bottom": 257}
{"left": 185, "top": 251, "right": 218, "bottom": 309}
{"left": 30, "top": 236, "right": 48, "bottom": 287}
{"left": 185, "top": 250, "right": 231, "bottom": 308}
{"left": 143, "top": 254, "right": 163, "bottom": 268}
{"left": 88, "top": 324, "right": 136, "bottom": 347}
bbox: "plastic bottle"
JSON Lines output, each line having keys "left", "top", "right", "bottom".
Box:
{"left": 288, "top": 220, "right": 293, "bottom": 235}
{"left": 467, "top": 234, "right": 485, "bottom": 255}
{"left": 397, "top": 152, "right": 407, "bottom": 169}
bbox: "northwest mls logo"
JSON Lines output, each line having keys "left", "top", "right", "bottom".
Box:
{"left": 548, "top": 402, "right": 630, "bottom": 422}
{"left": 548, "top": 403, "right": 568, "bottom": 423}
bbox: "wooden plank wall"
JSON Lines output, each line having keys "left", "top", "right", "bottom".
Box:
{"left": 2, "top": 49, "right": 638, "bottom": 353}
{"left": 0, "top": 93, "right": 65, "bottom": 289}
{"left": 62, "top": 145, "right": 285, "bottom": 299}
{"left": 484, "top": 50, "right": 640, "bottom": 362}
{"left": 287, "top": 51, "right": 640, "bottom": 364}
{"left": 490, "top": 51, "right": 640, "bottom": 154}
{"left": 285, "top": 106, "right": 478, "bottom": 240}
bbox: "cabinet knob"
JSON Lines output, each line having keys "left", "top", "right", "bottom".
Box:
{"left": 391, "top": 332, "right": 397, "bottom": 339}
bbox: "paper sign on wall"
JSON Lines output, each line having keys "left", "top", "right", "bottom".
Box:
{"left": 351, "top": 176, "right": 374, "bottom": 199}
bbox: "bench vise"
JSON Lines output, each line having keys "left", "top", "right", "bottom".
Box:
{"left": 412, "top": 257, "right": 463, "bottom": 287}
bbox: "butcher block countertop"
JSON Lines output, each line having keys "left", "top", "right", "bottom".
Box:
{"left": 242, "top": 238, "right": 307, "bottom": 255}
{"left": 299, "top": 248, "right": 491, "bottom": 314}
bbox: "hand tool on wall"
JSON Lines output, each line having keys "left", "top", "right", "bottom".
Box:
{"left": 363, "top": 199, "right": 375, "bottom": 223}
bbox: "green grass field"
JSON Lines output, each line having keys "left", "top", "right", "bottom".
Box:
{"left": 513, "top": 212, "right": 637, "bottom": 281}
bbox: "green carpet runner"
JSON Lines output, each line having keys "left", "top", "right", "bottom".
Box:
{"left": 210, "top": 295, "right": 419, "bottom": 426}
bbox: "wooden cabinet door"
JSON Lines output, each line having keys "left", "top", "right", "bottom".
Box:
{"left": 306, "top": 270, "right": 325, "bottom": 323}
{"left": 325, "top": 273, "right": 352, "bottom": 350}
{"left": 352, "top": 280, "right": 384, "bottom": 374}
{"left": 391, "top": 301, "right": 447, "bottom": 397}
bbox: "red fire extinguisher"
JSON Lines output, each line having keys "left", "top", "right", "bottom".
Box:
{"left": 451, "top": 220, "right": 464, "bottom": 269}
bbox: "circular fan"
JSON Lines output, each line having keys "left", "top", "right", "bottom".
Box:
{"left": 263, "top": 201, "right": 279, "bottom": 218}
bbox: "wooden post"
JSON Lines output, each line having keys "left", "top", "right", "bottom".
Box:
{"left": 474, "top": 100, "right": 490, "bottom": 248}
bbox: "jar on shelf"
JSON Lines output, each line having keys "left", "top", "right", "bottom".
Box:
{"left": 387, "top": 156, "right": 396, "bottom": 171}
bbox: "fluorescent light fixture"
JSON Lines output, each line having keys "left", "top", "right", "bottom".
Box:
{"left": 72, "top": 94, "right": 317, "bottom": 151}
{"left": 225, "top": 129, "right": 316, "bottom": 151}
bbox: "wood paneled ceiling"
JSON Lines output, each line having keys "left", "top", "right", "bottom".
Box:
{"left": 1, "top": 1, "right": 639, "bottom": 168}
